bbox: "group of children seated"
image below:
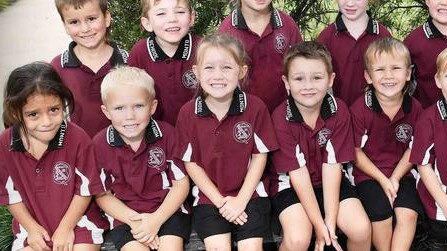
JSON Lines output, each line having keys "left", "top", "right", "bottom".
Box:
{"left": 0, "top": 0, "right": 446, "bottom": 251}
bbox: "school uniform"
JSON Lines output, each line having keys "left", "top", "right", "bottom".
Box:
{"left": 128, "top": 33, "right": 200, "bottom": 126}
{"left": 410, "top": 98, "right": 447, "bottom": 240}
{"left": 317, "top": 12, "right": 391, "bottom": 106}
{"left": 0, "top": 121, "right": 107, "bottom": 251}
{"left": 173, "top": 88, "right": 278, "bottom": 241}
{"left": 51, "top": 42, "right": 128, "bottom": 138}
{"left": 350, "top": 87, "right": 423, "bottom": 221}
{"left": 404, "top": 18, "right": 445, "bottom": 108}
{"left": 270, "top": 94, "right": 357, "bottom": 217}
{"left": 93, "top": 119, "right": 190, "bottom": 249}
{"left": 218, "top": 7, "right": 302, "bottom": 112}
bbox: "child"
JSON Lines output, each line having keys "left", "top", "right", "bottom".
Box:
{"left": 173, "top": 33, "right": 278, "bottom": 250}
{"left": 0, "top": 62, "right": 107, "bottom": 251}
{"left": 350, "top": 37, "right": 423, "bottom": 251}
{"left": 317, "top": 0, "right": 391, "bottom": 106}
{"left": 51, "top": 0, "right": 128, "bottom": 138}
{"left": 404, "top": 0, "right": 445, "bottom": 108}
{"left": 269, "top": 41, "right": 371, "bottom": 251}
{"left": 128, "top": 0, "right": 200, "bottom": 126}
{"left": 94, "top": 66, "right": 191, "bottom": 251}
{"left": 218, "top": 0, "right": 302, "bottom": 112}
{"left": 410, "top": 47, "right": 447, "bottom": 248}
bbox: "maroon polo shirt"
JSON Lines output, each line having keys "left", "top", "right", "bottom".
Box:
{"left": 218, "top": 8, "right": 303, "bottom": 113}
{"left": 317, "top": 12, "right": 391, "bottom": 106}
{"left": 0, "top": 121, "right": 107, "bottom": 246}
{"left": 93, "top": 119, "right": 188, "bottom": 228}
{"left": 128, "top": 33, "right": 200, "bottom": 126}
{"left": 350, "top": 87, "right": 422, "bottom": 184}
{"left": 410, "top": 98, "right": 447, "bottom": 221}
{"left": 173, "top": 88, "right": 279, "bottom": 205}
{"left": 51, "top": 42, "right": 128, "bottom": 138}
{"left": 404, "top": 19, "right": 445, "bottom": 108}
{"left": 269, "top": 94, "right": 355, "bottom": 195}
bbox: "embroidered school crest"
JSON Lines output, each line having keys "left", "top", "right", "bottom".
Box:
{"left": 395, "top": 124, "right": 412, "bottom": 143}
{"left": 148, "top": 147, "right": 165, "bottom": 170}
{"left": 182, "top": 69, "right": 198, "bottom": 89}
{"left": 317, "top": 128, "right": 332, "bottom": 147}
{"left": 233, "top": 121, "right": 252, "bottom": 144}
{"left": 274, "top": 33, "right": 287, "bottom": 53}
{"left": 53, "top": 161, "right": 71, "bottom": 185}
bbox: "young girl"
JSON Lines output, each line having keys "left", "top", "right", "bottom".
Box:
{"left": 218, "top": 0, "right": 302, "bottom": 112}
{"left": 0, "top": 62, "right": 107, "bottom": 251}
{"left": 350, "top": 37, "right": 423, "bottom": 251}
{"left": 173, "top": 33, "right": 278, "bottom": 250}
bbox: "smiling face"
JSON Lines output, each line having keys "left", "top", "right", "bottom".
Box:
{"left": 283, "top": 57, "right": 335, "bottom": 112}
{"left": 240, "top": 0, "right": 272, "bottom": 13}
{"left": 336, "top": 0, "right": 368, "bottom": 21}
{"left": 426, "top": 0, "right": 447, "bottom": 27}
{"left": 364, "top": 52, "right": 411, "bottom": 101}
{"left": 61, "top": 0, "right": 110, "bottom": 50}
{"left": 22, "top": 94, "right": 64, "bottom": 145}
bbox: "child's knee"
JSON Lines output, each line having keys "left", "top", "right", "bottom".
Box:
{"left": 282, "top": 233, "right": 311, "bottom": 250}
{"left": 348, "top": 217, "right": 371, "bottom": 242}
{"left": 396, "top": 208, "right": 418, "bottom": 226}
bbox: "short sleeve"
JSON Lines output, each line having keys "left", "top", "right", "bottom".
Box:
{"left": 173, "top": 104, "right": 195, "bottom": 163}
{"left": 350, "top": 103, "right": 368, "bottom": 148}
{"left": 251, "top": 100, "right": 279, "bottom": 154}
{"left": 165, "top": 123, "right": 187, "bottom": 181}
{"left": 410, "top": 112, "right": 435, "bottom": 165}
{"left": 75, "top": 138, "right": 105, "bottom": 197}
{"left": 0, "top": 153, "right": 22, "bottom": 205}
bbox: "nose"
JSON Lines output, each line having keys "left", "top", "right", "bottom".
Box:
{"left": 167, "top": 11, "right": 178, "bottom": 22}
{"left": 80, "top": 21, "right": 90, "bottom": 32}
{"left": 40, "top": 114, "right": 52, "bottom": 127}
{"left": 125, "top": 108, "right": 135, "bottom": 120}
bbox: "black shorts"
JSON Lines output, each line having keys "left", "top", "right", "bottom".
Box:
{"left": 272, "top": 177, "right": 358, "bottom": 217}
{"left": 193, "top": 197, "right": 271, "bottom": 242}
{"left": 355, "top": 176, "right": 423, "bottom": 222}
{"left": 105, "top": 212, "right": 191, "bottom": 250}
{"left": 428, "top": 219, "right": 447, "bottom": 245}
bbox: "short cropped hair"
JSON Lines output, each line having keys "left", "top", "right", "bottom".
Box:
{"left": 436, "top": 48, "right": 447, "bottom": 75}
{"left": 101, "top": 66, "right": 156, "bottom": 103}
{"left": 141, "top": 0, "right": 192, "bottom": 18}
{"left": 283, "top": 41, "right": 333, "bottom": 77}
{"left": 364, "top": 37, "right": 411, "bottom": 72}
{"left": 55, "top": 0, "right": 108, "bottom": 21}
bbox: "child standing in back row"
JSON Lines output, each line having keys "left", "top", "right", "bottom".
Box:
{"left": 317, "top": 0, "right": 391, "bottom": 106}
{"left": 351, "top": 37, "right": 423, "bottom": 251}
{"left": 0, "top": 62, "right": 107, "bottom": 251}
{"left": 52, "top": 0, "right": 128, "bottom": 138}
{"left": 173, "top": 33, "right": 279, "bottom": 251}
{"left": 128, "top": 0, "right": 200, "bottom": 126}
{"left": 218, "top": 0, "right": 302, "bottom": 112}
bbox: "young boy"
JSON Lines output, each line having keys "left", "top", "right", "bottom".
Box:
{"left": 218, "top": 0, "right": 302, "bottom": 112}
{"left": 317, "top": 0, "right": 391, "bottom": 106}
{"left": 52, "top": 0, "right": 128, "bottom": 138}
{"left": 269, "top": 41, "right": 371, "bottom": 251}
{"left": 128, "top": 0, "right": 199, "bottom": 126}
{"left": 410, "top": 48, "right": 447, "bottom": 248}
{"left": 404, "top": 0, "right": 446, "bottom": 108}
{"left": 94, "top": 66, "right": 190, "bottom": 251}
{"left": 351, "top": 37, "right": 423, "bottom": 251}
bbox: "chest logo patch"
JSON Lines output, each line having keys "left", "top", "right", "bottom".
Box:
{"left": 148, "top": 147, "right": 165, "bottom": 170}
{"left": 234, "top": 121, "right": 252, "bottom": 144}
{"left": 317, "top": 128, "right": 332, "bottom": 147}
{"left": 274, "top": 33, "right": 287, "bottom": 53}
{"left": 395, "top": 123, "right": 413, "bottom": 143}
{"left": 53, "top": 161, "right": 71, "bottom": 185}
{"left": 182, "top": 69, "right": 198, "bottom": 89}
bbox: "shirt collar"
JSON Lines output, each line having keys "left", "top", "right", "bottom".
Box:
{"left": 423, "top": 18, "right": 443, "bottom": 39}
{"left": 146, "top": 33, "right": 192, "bottom": 62}
{"left": 286, "top": 93, "right": 338, "bottom": 122}
{"left": 364, "top": 86, "right": 412, "bottom": 114}
{"left": 437, "top": 97, "right": 447, "bottom": 121}
{"left": 231, "top": 6, "right": 283, "bottom": 30}
{"left": 334, "top": 11, "right": 379, "bottom": 35}
{"left": 106, "top": 119, "right": 163, "bottom": 147}
{"left": 10, "top": 120, "right": 68, "bottom": 152}
{"left": 195, "top": 87, "right": 247, "bottom": 117}
{"left": 61, "top": 41, "right": 128, "bottom": 68}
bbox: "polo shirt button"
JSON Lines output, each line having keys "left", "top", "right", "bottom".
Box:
{"left": 35, "top": 168, "right": 41, "bottom": 173}
{"left": 215, "top": 131, "right": 220, "bottom": 136}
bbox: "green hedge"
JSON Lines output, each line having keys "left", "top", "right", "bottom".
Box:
{"left": 0, "top": 207, "right": 12, "bottom": 251}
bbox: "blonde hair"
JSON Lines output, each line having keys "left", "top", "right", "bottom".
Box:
{"left": 436, "top": 48, "right": 447, "bottom": 76}
{"left": 101, "top": 66, "right": 156, "bottom": 102}
{"left": 364, "top": 37, "right": 411, "bottom": 72}
{"left": 141, "top": 0, "right": 192, "bottom": 18}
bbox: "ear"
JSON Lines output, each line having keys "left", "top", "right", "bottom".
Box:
{"left": 192, "top": 65, "right": 199, "bottom": 79}
{"left": 150, "top": 99, "right": 158, "bottom": 116}
{"left": 101, "top": 104, "right": 111, "bottom": 120}
{"left": 328, "top": 72, "right": 335, "bottom": 88}
{"left": 189, "top": 9, "right": 196, "bottom": 27}
{"left": 105, "top": 10, "right": 111, "bottom": 28}
{"left": 364, "top": 70, "right": 373, "bottom": 85}
{"left": 282, "top": 75, "right": 291, "bottom": 92}
{"left": 239, "top": 65, "right": 248, "bottom": 80}
{"left": 435, "top": 73, "right": 442, "bottom": 89}
{"left": 406, "top": 67, "right": 412, "bottom": 81}
{"left": 141, "top": 16, "right": 153, "bottom": 32}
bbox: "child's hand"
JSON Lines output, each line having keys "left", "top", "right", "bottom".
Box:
{"left": 129, "top": 213, "right": 162, "bottom": 244}
{"left": 145, "top": 235, "right": 160, "bottom": 250}
{"left": 324, "top": 220, "right": 343, "bottom": 251}
{"left": 219, "top": 196, "right": 247, "bottom": 223}
{"left": 389, "top": 176, "right": 400, "bottom": 193}
{"left": 232, "top": 212, "right": 248, "bottom": 225}
{"left": 380, "top": 178, "right": 397, "bottom": 206}
{"left": 27, "top": 224, "right": 51, "bottom": 251}
{"left": 51, "top": 226, "right": 74, "bottom": 251}
{"left": 313, "top": 221, "right": 331, "bottom": 251}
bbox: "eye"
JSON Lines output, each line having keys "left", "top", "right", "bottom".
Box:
{"left": 176, "top": 10, "right": 186, "bottom": 14}
{"left": 68, "top": 20, "right": 78, "bottom": 25}
{"left": 392, "top": 66, "right": 402, "bottom": 70}
{"left": 50, "top": 107, "right": 60, "bottom": 113}
{"left": 293, "top": 76, "right": 303, "bottom": 81}
{"left": 375, "top": 68, "right": 384, "bottom": 72}
{"left": 223, "top": 65, "right": 233, "bottom": 70}
{"left": 88, "top": 16, "right": 97, "bottom": 22}
{"left": 204, "top": 66, "right": 213, "bottom": 70}
{"left": 135, "top": 104, "right": 145, "bottom": 109}
{"left": 27, "top": 112, "right": 37, "bottom": 118}
{"left": 155, "top": 11, "right": 166, "bottom": 16}
{"left": 114, "top": 106, "right": 124, "bottom": 111}
{"left": 313, "top": 75, "right": 323, "bottom": 80}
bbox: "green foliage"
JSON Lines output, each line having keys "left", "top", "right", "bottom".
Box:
{"left": 0, "top": 207, "right": 12, "bottom": 251}
{"left": 0, "top": 0, "right": 10, "bottom": 11}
